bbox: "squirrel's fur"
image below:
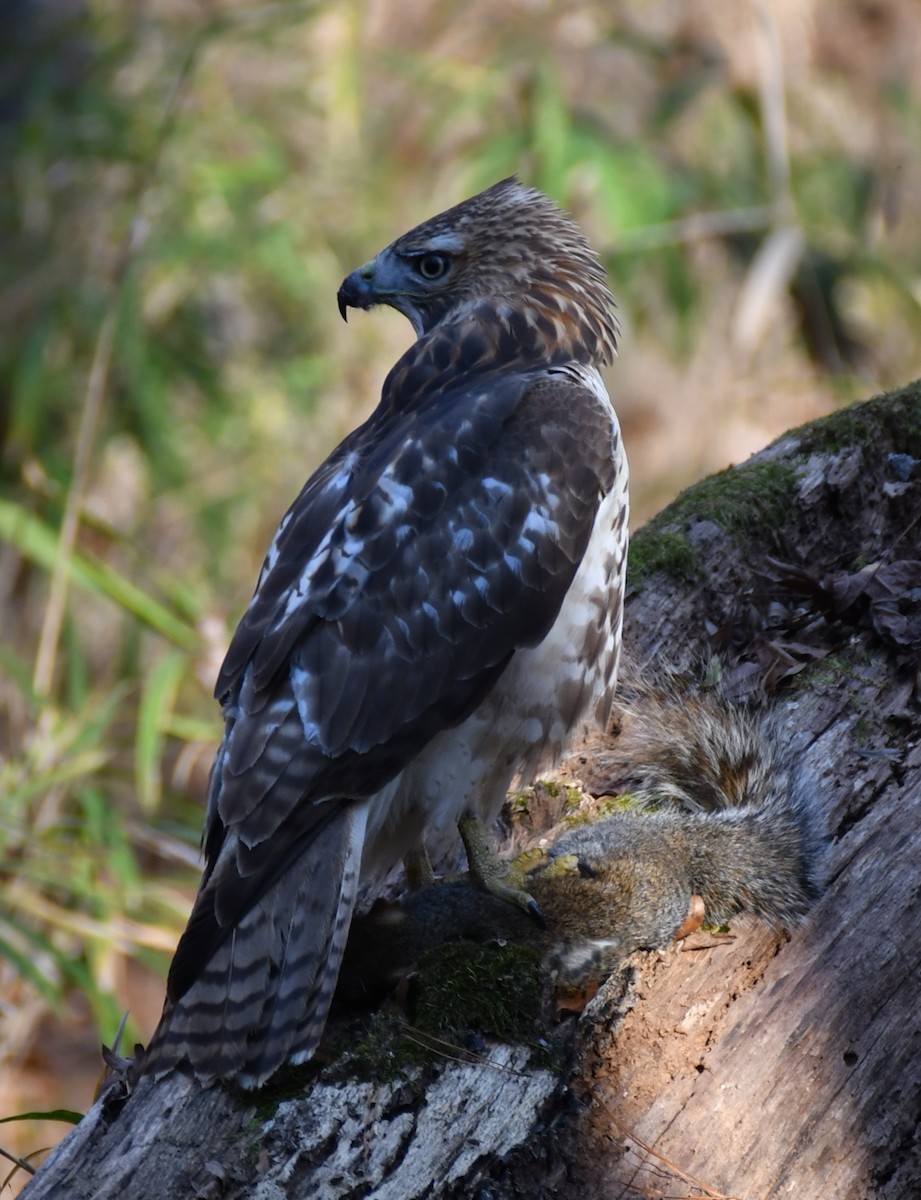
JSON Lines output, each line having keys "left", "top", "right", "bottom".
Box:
{"left": 533, "top": 680, "right": 824, "bottom": 988}
{"left": 336, "top": 677, "right": 825, "bottom": 1005}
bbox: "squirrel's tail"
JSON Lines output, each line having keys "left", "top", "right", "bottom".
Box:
{"left": 609, "top": 678, "right": 825, "bottom": 927}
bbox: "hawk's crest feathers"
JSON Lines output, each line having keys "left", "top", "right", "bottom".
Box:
{"left": 338, "top": 177, "right": 619, "bottom": 367}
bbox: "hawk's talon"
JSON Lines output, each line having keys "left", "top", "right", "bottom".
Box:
{"left": 457, "top": 812, "right": 543, "bottom": 922}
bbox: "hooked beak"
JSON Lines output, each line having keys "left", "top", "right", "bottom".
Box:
{"left": 336, "top": 261, "right": 378, "bottom": 322}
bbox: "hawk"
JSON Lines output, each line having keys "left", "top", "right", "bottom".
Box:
{"left": 142, "top": 178, "right": 628, "bottom": 1087}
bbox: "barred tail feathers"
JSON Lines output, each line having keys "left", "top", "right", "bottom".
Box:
{"left": 143, "top": 801, "right": 368, "bottom": 1088}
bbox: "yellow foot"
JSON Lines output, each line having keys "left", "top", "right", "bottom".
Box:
{"left": 458, "top": 813, "right": 545, "bottom": 927}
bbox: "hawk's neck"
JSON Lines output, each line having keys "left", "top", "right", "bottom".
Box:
{"left": 382, "top": 297, "right": 614, "bottom": 408}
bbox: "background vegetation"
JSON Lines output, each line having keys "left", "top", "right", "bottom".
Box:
{"left": 1, "top": 0, "right": 919, "bottom": 1184}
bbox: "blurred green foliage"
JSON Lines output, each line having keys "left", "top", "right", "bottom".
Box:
{"left": 0, "top": 0, "right": 919, "bottom": 1075}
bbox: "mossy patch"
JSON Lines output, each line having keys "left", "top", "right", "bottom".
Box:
{"left": 509, "top": 780, "right": 584, "bottom": 822}
{"left": 628, "top": 461, "right": 797, "bottom": 588}
{"left": 238, "top": 1116, "right": 270, "bottom": 1168}
{"left": 628, "top": 381, "right": 921, "bottom": 588}
{"left": 791, "top": 383, "right": 921, "bottom": 458}
{"left": 408, "top": 941, "right": 543, "bottom": 1043}
{"left": 628, "top": 527, "right": 700, "bottom": 588}
{"left": 661, "top": 461, "right": 797, "bottom": 537}
{"left": 559, "top": 791, "right": 641, "bottom": 829}
{"left": 335, "top": 1009, "right": 440, "bottom": 1081}
{"left": 296, "top": 943, "right": 547, "bottom": 1085}
{"left": 238, "top": 1057, "right": 327, "bottom": 1120}
{"left": 790, "top": 651, "right": 849, "bottom": 693}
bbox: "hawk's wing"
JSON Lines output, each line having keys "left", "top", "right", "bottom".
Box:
{"left": 222, "top": 368, "right": 614, "bottom": 801}
{"left": 168, "top": 365, "right": 617, "bottom": 1003}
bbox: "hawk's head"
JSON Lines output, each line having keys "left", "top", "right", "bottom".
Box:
{"left": 338, "top": 177, "right": 618, "bottom": 368}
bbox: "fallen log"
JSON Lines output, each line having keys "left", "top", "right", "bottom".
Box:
{"left": 23, "top": 381, "right": 921, "bottom": 1200}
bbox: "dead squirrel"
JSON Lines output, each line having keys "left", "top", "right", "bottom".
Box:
{"left": 337, "top": 678, "right": 825, "bottom": 1008}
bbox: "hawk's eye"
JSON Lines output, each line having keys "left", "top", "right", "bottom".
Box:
{"left": 415, "top": 253, "right": 450, "bottom": 280}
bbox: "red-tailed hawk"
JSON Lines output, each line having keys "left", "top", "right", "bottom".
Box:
{"left": 142, "top": 178, "right": 628, "bottom": 1087}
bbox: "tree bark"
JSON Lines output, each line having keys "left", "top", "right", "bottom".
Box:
{"left": 22, "top": 382, "right": 921, "bottom": 1200}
